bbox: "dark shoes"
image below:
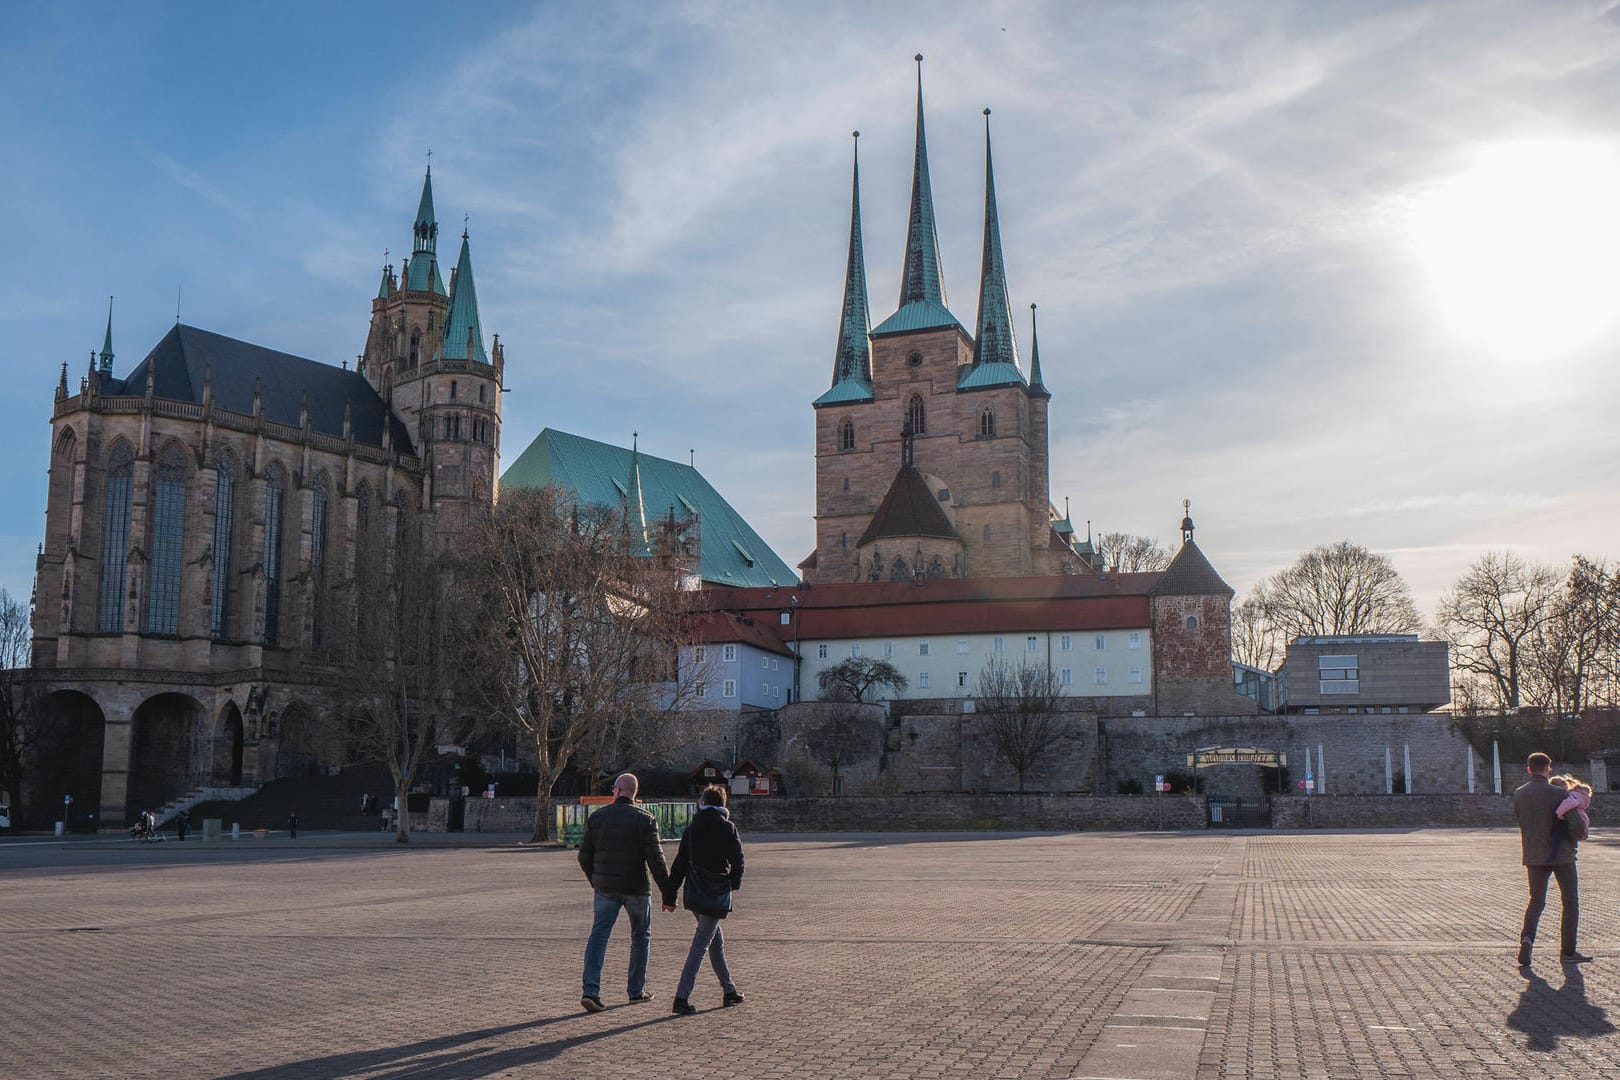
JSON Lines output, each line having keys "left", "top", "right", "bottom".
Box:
{"left": 1562, "top": 952, "right": 1594, "bottom": 964}
{"left": 671, "top": 997, "right": 696, "bottom": 1015}
{"left": 581, "top": 995, "right": 605, "bottom": 1013}
{"left": 1517, "top": 940, "right": 1533, "bottom": 967}
{"left": 722, "top": 990, "right": 746, "bottom": 1007}
{"left": 628, "top": 990, "right": 655, "bottom": 1003}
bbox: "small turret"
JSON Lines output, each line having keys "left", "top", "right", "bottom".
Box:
{"left": 98, "top": 297, "right": 114, "bottom": 377}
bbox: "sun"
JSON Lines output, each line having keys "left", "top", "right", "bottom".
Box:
{"left": 1409, "top": 138, "right": 1620, "bottom": 359}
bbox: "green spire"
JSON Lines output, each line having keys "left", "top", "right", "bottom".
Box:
{"left": 818, "top": 132, "right": 873, "bottom": 405}
{"left": 899, "top": 54, "right": 946, "bottom": 310}
{"left": 405, "top": 166, "right": 444, "bottom": 294}
{"left": 376, "top": 260, "right": 393, "bottom": 299}
{"left": 441, "top": 230, "right": 489, "bottom": 363}
{"left": 626, "top": 432, "right": 650, "bottom": 554}
{"left": 1028, "top": 302, "right": 1049, "bottom": 396}
{"left": 98, "top": 296, "right": 114, "bottom": 376}
{"left": 971, "top": 109, "right": 1019, "bottom": 372}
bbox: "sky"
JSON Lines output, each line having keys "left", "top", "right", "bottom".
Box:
{"left": 5, "top": 0, "right": 1620, "bottom": 618}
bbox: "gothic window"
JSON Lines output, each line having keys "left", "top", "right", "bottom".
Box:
{"left": 982, "top": 524, "right": 991, "bottom": 543}
{"left": 263, "top": 464, "right": 286, "bottom": 646}
{"left": 907, "top": 395, "right": 926, "bottom": 435}
{"left": 839, "top": 420, "right": 855, "bottom": 451}
{"left": 1186, "top": 615, "right": 1199, "bottom": 631}
{"left": 356, "top": 482, "right": 372, "bottom": 537}
{"left": 889, "top": 556, "right": 909, "bottom": 582}
{"left": 991, "top": 470, "right": 1001, "bottom": 489}
{"left": 311, "top": 479, "right": 329, "bottom": 645}
{"left": 843, "top": 477, "right": 849, "bottom": 492}
{"left": 393, "top": 492, "right": 410, "bottom": 556}
{"left": 144, "top": 443, "right": 187, "bottom": 635}
{"left": 927, "top": 556, "right": 946, "bottom": 579}
{"left": 479, "top": 384, "right": 487, "bottom": 403}
{"left": 980, "top": 408, "right": 995, "bottom": 438}
{"left": 409, "top": 328, "right": 421, "bottom": 367}
{"left": 450, "top": 379, "right": 458, "bottom": 400}
{"left": 210, "top": 455, "right": 236, "bottom": 639}
{"left": 97, "top": 441, "right": 134, "bottom": 633}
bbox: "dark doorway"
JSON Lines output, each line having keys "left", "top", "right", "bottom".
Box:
{"left": 129, "top": 693, "right": 205, "bottom": 814}
{"left": 31, "top": 691, "right": 106, "bottom": 830}
{"left": 213, "top": 703, "right": 244, "bottom": 786}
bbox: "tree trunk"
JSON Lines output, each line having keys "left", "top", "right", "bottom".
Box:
{"left": 394, "top": 776, "right": 411, "bottom": 844}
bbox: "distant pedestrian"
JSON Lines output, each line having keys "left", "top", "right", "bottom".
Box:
{"left": 578, "top": 772, "right": 670, "bottom": 1013}
{"left": 662, "top": 784, "right": 745, "bottom": 1015}
{"left": 175, "top": 810, "right": 189, "bottom": 842}
{"left": 1515, "top": 752, "right": 1590, "bottom": 967}
{"left": 287, "top": 811, "right": 299, "bottom": 840}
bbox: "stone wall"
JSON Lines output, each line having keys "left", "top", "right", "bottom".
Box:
{"left": 724, "top": 793, "right": 1208, "bottom": 832}
{"left": 1271, "top": 792, "right": 1618, "bottom": 829}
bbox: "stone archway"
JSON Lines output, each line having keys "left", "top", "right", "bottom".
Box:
{"left": 129, "top": 693, "right": 207, "bottom": 813}
{"left": 30, "top": 690, "right": 106, "bottom": 831}
{"left": 274, "top": 702, "right": 331, "bottom": 779}
{"left": 212, "top": 702, "right": 244, "bottom": 786}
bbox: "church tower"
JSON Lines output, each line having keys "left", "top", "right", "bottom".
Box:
{"left": 809, "top": 59, "right": 1075, "bottom": 584}
{"left": 362, "top": 166, "right": 504, "bottom": 534}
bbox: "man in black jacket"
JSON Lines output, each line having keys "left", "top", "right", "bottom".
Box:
{"left": 578, "top": 772, "right": 670, "bottom": 1012}
{"left": 1514, "top": 752, "right": 1589, "bottom": 967}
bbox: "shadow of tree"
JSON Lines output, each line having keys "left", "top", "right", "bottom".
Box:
{"left": 1506, "top": 968, "right": 1615, "bottom": 1052}
{"left": 215, "top": 1012, "right": 681, "bottom": 1080}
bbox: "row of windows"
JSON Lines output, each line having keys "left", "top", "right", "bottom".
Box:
{"left": 693, "top": 678, "right": 787, "bottom": 702}
{"left": 1302, "top": 706, "right": 1411, "bottom": 715}
{"left": 909, "top": 667, "right": 1145, "bottom": 689}
{"left": 837, "top": 401, "right": 1003, "bottom": 451}
{"left": 814, "top": 632, "right": 1144, "bottom": 660}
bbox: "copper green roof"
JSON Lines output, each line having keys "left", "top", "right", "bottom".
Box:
{"left": 895, "top": 56, "right": 950, "bottom": 318}
{"left": 872, "top": 298, "right": 962, "bottom": 338}
{"left": 501, "top": 429, "right": 798, "bottom": 588}
{"left": 98, "top": 297, "right": 114, "bottom": 376}
{"left": 956, "top": 361, "right": 1024, "bottom": 390}
{"left": 376, "top": 265, "right": 394, "bottom": 299}
{"left": 820, "top": 132, "right": 873, "bottom": 406}
{"left": 405, "top": 167, "right": 444, "bottom": 294}
{"left": 966, "top": 111, "right": 1023, "bottom": 389}
{"left": 1027, "top": 302, "right": 1049, "bottom": 397}
{"left": 440, "top": 232, "right": 489, "bottom": 364}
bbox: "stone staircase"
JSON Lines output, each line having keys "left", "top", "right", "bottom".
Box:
{"left": 153, "top": 786, "right": 257, "bottom": 826}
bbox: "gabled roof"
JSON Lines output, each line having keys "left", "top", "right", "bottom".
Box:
{"left": 690, "top": 611, "right": 795, "bottom": 657}
{"left": 857, "top": 466, "right": 960, "bottom": 546}
{"left": 501, "top": 428, "right": 798, "bottom": 589}
{"left": 1149, "top": 539, "right": 1234, "bottom": 597}
{"left": 113, "top": 324, "right": 412, "bottom": 451}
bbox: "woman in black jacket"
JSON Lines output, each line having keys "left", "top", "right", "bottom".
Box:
{"left": 661, "top": 784, "right": 745, "bottom": 1014}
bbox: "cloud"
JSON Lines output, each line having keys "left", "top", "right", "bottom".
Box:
{"left": 138, "top": 144, "right": 252, "bottom": 221}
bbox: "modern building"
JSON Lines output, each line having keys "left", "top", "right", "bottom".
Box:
{"left": 1276, "top": 635, "right": 1451, "bottom": 714}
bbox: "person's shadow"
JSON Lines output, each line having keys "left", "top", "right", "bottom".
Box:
{"left": 1506, "top": 968, "right": 1615, "bottom": 1051}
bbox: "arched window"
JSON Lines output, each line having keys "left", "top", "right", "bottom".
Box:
{"left": 97, "top": 442, "right": 135, "bottom": 633}
{"left": 263, "top": 464, "right": 286, "bottom": 646}
{"left": 450, "top": 379, "right": 458, "bottom": 400}
{"left": 144, "top": 443, "right": 187, "bottom": 634}
{"left": 1186, "top": 615, "right": 1199, "bottom": 631}
{"left": 409, "top": 328, "right": 421, "bottom": 367}
{"left": 839, "top": 419, "right": 855, "bottom": 451}
{"left": 311, "top": 478, "right": 329, "bottom": 646}
{"left": 211, "top": 454, "right": 237, "bottom": 639}
{"left": 980, "top": 408, "right": 995, "bottom": 438}
{"left": 356, "top": 481, "right": 372, "bottom": 537}
{"left": 907, "top": 395, "right": 926, "bottom": 435}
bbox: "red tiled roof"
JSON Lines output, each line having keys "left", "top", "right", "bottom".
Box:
{"left": 688, "top": 611, "right": 796, "bottom": 656}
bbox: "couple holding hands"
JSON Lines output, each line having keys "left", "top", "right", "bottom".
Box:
{"left": 578, "top": 773, "right": 746, "bottom": 1016}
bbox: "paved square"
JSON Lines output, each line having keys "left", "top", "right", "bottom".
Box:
{"left": 1, "top": 828, "right": 1616, "bottom": 1078}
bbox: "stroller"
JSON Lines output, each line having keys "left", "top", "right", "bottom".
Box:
{"left": 129, "top": 811, "right": 164, "bottom": 841}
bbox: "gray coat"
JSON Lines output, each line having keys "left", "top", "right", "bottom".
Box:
{"left": 1514, "top": 775, "right": 1575, "bottom": 866}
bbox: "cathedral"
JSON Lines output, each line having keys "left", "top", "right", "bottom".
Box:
{"left": 28, "top": 168, "right": 502, "bottom": 828}
{"left": 805, "top": 58, "right": 1083, "bottom": 585}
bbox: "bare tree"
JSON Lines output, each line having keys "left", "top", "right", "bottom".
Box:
{"left": 464, "top": 485, "right": 702, "bottom": 842}
{"left": 1524, "top": 556, "right": 1620, "bottom": 716}
{"left": 0, "top": 589, "right": 41, "bottom": 811}
{"left": 1097, "top": 532, "right": 1172, "bottom": 573}
{"left": 805, "top": 706, "right": 884, "bottom": 796}
{"left": 1435, "top": 551, "right": 1560, "bottom": 714}
{"left": 1231, "top": 595, "right": 1283, "bottom": 672}
{"left": 1250, "top": 541, "right": 1421, "bottom": 641}
{"left": 974, "top": 658, "right": 1069, "bottom": 793}
{"left": 327, "top": 517, "right": 476, "bottom": 843}
{"left": 816, "top": 657, "right": 909, "bottom": 703}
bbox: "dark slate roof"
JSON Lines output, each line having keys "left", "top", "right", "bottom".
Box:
{"left": 113, "top": 325, "right": 412, "bottom": 452}
{"left": 857, "top": 465, "right": 960, "bottom": 546}
{"left": 1149, "top": 539, "right": 1234, "bottom": 597}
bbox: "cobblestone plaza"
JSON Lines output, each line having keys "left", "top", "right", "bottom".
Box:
{"left": 2, "top": 828, "right": 1616, "bottom": 1078}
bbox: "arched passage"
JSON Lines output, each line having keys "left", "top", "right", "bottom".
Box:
{"left": 129, "top": 693, "right": 206, "bottom": 813}
{"left": 275, "top": 701, "right": 332, "bottom": 779}
{"left": 31, "top": 690, "right": 105, "bottom": 831}
{"left": 212, "top": 702, "right": 244, "bottom": 786}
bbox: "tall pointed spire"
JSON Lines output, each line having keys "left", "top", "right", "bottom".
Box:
{"left": 971, "top": 109, "right": 1018, "bottom": 373}
{"left": 441, "top": 229, "right": 489, "bottom": 363}
{"left": 98, "top": 296, "right": 114, "bottom": 376}
{"left": 626, "top": 432, "right": 649, "bottom": 553}
{"left": 405, "top": 165, "right": 445, "bottom": 294}
{"left": 1028, "top": 302, "right": 1049, "bottom": 397}
{"left": 816, "top": 133, "right": 875, "bottom": 407}
{"left": 899, "top": 54, "right": 946, "bottom": 310}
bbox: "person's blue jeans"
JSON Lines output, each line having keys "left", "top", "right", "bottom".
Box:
{"left": 675, "top": 912, "right": 736, "bottom": 1001}
{"left": 582, "top": 890, "right": 652, "bottom": 998}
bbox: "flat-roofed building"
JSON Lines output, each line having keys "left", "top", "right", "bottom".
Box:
{"left": 1278, "top": 635, "right": 1451, "bottom": 715}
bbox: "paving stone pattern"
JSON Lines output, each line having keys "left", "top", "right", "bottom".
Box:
{"left": 0, "top": 828, "right": 1616, "bottom": 1078}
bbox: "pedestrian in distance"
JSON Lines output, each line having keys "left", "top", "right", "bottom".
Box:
{"left": 175, "top": 809, "right": 189, "bottom": 842}
{"left": 578, "top": 772, "right": 670, "bottom": 1013}
{"left": 662, "top": 783, "right": 745, "bottom": 1015}
{"left": 1514, "top": 752, "right": 1591, "bottom": 967}
{"left": 287, "top": 811, "right": 299, "bottom": 840}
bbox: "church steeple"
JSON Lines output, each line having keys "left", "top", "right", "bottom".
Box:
{"left": 899, "top": 54, "right": 946, "bottom": 311}
{"left": 441, "top": 229, "right": 489, "bottom": 364}
{"left": 965, "top": 109, "right": 1022, "bottom": 387}
{"left": 1028, "top": 302, "right": 1049, "bottom": 397}
{"left": 405, "top": 166, "right": 445, "bottom": 295}
{"left": 98, "top": 296, "right": 114, "bottom": 377}
{"left": 626, "top": 432, "right": 650, "bottom": 553}
{"left": 815, "top": 133, "right": 875, "bottom": 407}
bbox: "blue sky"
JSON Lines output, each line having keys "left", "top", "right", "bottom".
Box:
{"left": 6, "top": 1, "right": 1620, "bottom": 616}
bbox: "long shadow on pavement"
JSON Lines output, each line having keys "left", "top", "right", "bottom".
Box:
{"left": 1506, "top": 968, "right": 1615, "bottom": 1052}
{"left": 214, "top": 1012, "right": 680, "bottom": 1080}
